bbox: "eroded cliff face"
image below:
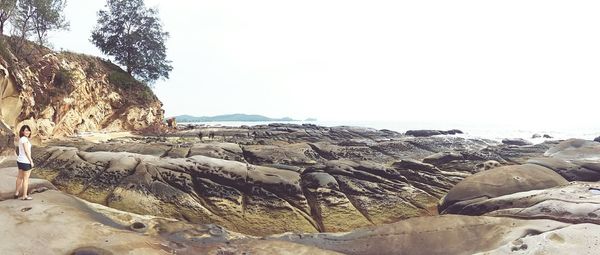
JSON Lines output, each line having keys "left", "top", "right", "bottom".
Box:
{"left": 0, "top": 38, "right": 164, "bottom": 153}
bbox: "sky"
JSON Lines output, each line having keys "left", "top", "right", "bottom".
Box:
{"left": 48, "top": 0, "right": 600, "bottom": 127}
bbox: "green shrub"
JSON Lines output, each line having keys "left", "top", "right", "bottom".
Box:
{"left": 137, "top": 87, "right": 155, "bottom": 101}
{"left": 54, "top": 67, "right": 74, "bottom": 87}
{"left": 85, "top": 61, "right": 98, "bottom": 76}
{"left": 108, "top": 71, "right": 138, "bottom": 89}
{"left": 108, "top": 70, "right": 156, "bottom": 103}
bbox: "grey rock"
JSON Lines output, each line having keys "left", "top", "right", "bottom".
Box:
{"left": 270, "top": 215, "right": 568, "bottom": 255}
{"left": 422, "top": 151, "right": 464, "bottom": 165}
{"left": 405, "top": 129, "right": 463, "bottom": 137}
{"left": 439, "top": 164, "right": 569, "bottom": 215}
{"left": 502, "top": 138, "right": 532, "bottom": 146}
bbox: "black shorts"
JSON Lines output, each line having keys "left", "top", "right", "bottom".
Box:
{"left": 17, "top": 162, "right": 32, "bottom": 171}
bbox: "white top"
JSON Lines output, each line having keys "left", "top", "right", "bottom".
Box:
{"left": 17, "top": 136, "right": 31, "bottom": 164}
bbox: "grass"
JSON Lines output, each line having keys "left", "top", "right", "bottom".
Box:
{"left": 108, "top": 70, "right": 157, "bottom": 103}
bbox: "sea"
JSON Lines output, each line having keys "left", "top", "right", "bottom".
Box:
{"left": 182, "top": 120, "right": 600, "bottom": 144}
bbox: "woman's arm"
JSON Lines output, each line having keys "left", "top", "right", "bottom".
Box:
{"left": 24, "top": 141, "right": 34, "bottom": 167}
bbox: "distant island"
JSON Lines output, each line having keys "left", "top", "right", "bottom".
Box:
{"left": 172, "top": 114, "right": 315, "bottom": 122}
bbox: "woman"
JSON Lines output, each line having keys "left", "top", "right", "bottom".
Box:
{"left": 15, "top": 125, "right": 34, "bottom": 200}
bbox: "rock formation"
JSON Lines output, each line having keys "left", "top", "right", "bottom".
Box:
{"left": 502, "top": 138, "right": 533, "bottom": 146}
{"left": 405, "top": 129, "right": 463, "bottom": 137}
{"left": 0, "top": 37, "right": 164, "bottom": 154}
{"left": 28, "top": 124, "right": 555, "bottom": 235}
{"left": 0, "top": 162, "right": 338, "bottom": 254}
{"left": 4, "top": 123, "right": 600, "bottom": 254}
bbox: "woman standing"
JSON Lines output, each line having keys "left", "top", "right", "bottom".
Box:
{"left": 15, "top": 125, "right": 34, "bottom": 200}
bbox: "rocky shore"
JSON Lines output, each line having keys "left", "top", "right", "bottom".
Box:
{"left": 2, "top": 123, "right": 600, "bottom": 254}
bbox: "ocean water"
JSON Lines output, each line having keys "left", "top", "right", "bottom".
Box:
{"left": 183, "top": 120, "right": 600, "bottom": 144}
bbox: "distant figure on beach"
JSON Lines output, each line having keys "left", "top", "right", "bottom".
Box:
{"left": 15, "top": 125, "right": 34, "bottom": 200}
{"left": 166, "top": 117, "right": 177, "bottom": 129}
{"left": 209, "top": 132, "right": 215, "bottom": 139}
{"left": 198, "top": 131, "right": 203, "bottom": 140}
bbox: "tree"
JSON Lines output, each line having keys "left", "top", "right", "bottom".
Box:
{"left": 29, "top": 0, "right": 68, "bottom": 45}
{"left": 0, "top": 0, "right": 17, "bottom": 35}
{"left": 10, "top": 0, "right": 69, "bottom": 46}
{"left": 91, "top": 0, "right": 172, "bottom": 84}
{"left": 10, "top": 0, "right": 35, "bottom": 46}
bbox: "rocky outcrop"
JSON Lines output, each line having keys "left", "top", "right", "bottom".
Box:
{"left": 28, "top": 124, "right": 560, "bottom": 235}
{"left": 0, "top": 164, "right": 340, "bottom": 255}
{"left": 5, "top": 160, "right": 600, "bottom": 254}
{"left": 405, "top": 129, "right": 463, "bottom": 137}
{"left": 8, "top": 124, "right": 600, "bottom": 253}
{"left": 502, "top": 138, "right": 533, "bottom": 146}
{"left": 31, "top": 144, "right": 450, "bottom": 235}
{"left": 527, "top": 139, "right": 600, "bottom": 181}
{"left": 438, "top": 164, "right": 569, "bottom": 214}
{"left": 435, "top": 138, "right": 600, "bottom": 251}
{"left": 0, "top": 37, "right": 164, "bottom": 148}
{"left": 476, "top": 182, "right": 600, "bottom": 224}
{"left": 532, "top": 133, "right": 553, "bottom": 139}
{"left": 0, "top": 120, "right": 14, "bottom": 155}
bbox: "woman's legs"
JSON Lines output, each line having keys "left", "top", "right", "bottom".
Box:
{"left": 15, "top": 170, "right": 24, "bottom": 196}
{"left": 21, "top": 170, "right": 31, "bottom": 199}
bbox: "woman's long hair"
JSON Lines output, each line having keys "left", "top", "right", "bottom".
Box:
{"left": 19, "top": 125, "right": 31, "bottom": 138}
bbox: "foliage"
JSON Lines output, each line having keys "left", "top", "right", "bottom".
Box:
{"left": 54, "top": 66, "right": 73, "bottom": 87}
{"left": 91, "top": 0, "right": 172, "bottom": 84}
{"left": 108, "top": 70, "right": 137, "bottom": 89}
{"left": 108, "top": 70, "right": 156, "bottom": 103}
{"left": 10, "top": 0, "right": 69, "bottom": 46}
{"left": 0, "top": 0, "right": 17, "bottom": 35}
{"left": 84, "top": 60, "right": 97, "bottom": 76}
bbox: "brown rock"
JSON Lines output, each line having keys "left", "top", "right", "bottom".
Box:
{"left": 0, "top": 41, "right": 164, "bottom": 142}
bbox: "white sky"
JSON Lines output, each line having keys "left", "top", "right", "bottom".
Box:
{"left": 49, "top": 0, "right": 600, "bottom": 127}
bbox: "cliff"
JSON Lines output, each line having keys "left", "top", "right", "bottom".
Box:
{"left": 0, "top": 37, "right": 164, "bottom": 154}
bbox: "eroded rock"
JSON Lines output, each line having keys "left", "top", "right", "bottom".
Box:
{"left": 439, "top": 164, "right": 569, "bottom": 214}
{"left": 270, "top": 215, "right": 569, "bottom": 255}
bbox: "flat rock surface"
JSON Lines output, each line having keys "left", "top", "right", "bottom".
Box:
{"left": 270, "top": 215, "right": 570, "bottom": 255}
{"left": 525, "top": 139, "right": 600, "bottom": 181}
{"left": 0, "top": 189, "right": 167, "bottom": 255}
{"left": 475, "top": 223, "right": 600, "bottom": 255}
{"left": 481, "top": 182, "right": 600, "bottom": 224}
{"left": 0, "top": 162, "right": 57, "bottom": 201}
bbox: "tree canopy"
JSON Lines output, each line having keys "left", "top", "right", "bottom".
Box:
{"left": 91, "top": 0, "right": 172, "bottom": 84}
{"left": 10, "top": 0, "right": 69, "bottom": 46}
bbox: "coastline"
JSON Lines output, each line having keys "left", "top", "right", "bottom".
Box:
{"left": 177, "top": 120, "right": 600, "bottom": 143}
